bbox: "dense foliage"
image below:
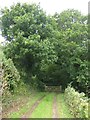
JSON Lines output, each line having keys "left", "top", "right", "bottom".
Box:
{"left": 65, "top": 85, "right": 89, "bottom": 118}
{"left": 0, "top": 46, "right": 19, "bottom": 95}
{"left": 2, "top": 58, "right": 20, "bottom": 94}
{"left": 0, "top": 47, "right": 33, "bottom": 112}
{"left": 0, "top": 3, "right": 89, "bottom": 95}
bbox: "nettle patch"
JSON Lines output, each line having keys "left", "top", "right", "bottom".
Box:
{"left": 65, "top": 85, "right": 89, "bottom": 118}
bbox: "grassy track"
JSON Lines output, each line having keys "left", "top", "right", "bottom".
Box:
{"left": 3, "top": 92, "right": 73, "bottom": 118}
{"left": 31, "top": 92, "right": 54, "bottom": 118}
{"left": 8, "top": 92, "right": 46, "bottom": 118}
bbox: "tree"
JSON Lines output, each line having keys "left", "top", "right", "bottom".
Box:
{"left": 1, "top": 3, "right": 57, "bottom": 90}
{"left": 0, "top": 3, "right": 89, "bottom": 94}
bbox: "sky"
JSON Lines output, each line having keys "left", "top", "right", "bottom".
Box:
{"left": 0, "top": 0, "right": 89, "bottom": 43}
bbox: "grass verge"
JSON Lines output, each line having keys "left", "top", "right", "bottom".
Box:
{"left": 57, "top": 93, "right": 74, "bottom": 118}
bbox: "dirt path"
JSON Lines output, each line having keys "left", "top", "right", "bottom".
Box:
{"left": 21, "top": 95, "right": 46, "bottom": 118}
{"left": 52, "top": 93, "right": 59, "bottom": 118}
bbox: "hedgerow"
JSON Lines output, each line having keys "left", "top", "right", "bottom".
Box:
{"left": 2, "top": 58, "right": 20, "bottom": 94}
{"left": 65, "top": 85, "right": 89, "bottom": 118}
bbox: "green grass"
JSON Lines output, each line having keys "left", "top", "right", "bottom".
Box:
{"left": 8, "top": 92, "right": 46, "bottom": 118}
{"left": 57, "top": 93, "right": 74, "bottom": 118}
{"left": 31, "top": 92, "right": 54, "bottom": 118}
{"left": 5, "top": 92, "right": 74, "bottom": 118}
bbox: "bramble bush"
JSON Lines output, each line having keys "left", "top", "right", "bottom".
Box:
{"left": 65, "top": 85, "right": 89, "bottom": 118}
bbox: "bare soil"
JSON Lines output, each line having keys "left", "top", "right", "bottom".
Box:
{"left": 52, "top": 93, "right": 59, "bottom": 118}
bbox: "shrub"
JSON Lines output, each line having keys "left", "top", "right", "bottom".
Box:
{"left": 2, "top": 58, "right": 20, "bottom": 94}
{"left": 65, "top": 85, "right": 89, "bottom": 118}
